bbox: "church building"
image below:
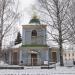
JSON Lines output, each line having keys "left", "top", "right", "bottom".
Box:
{"left": 6, "top": 15, "right": 60, "bottom": 66}
{"left": 20, "top": 15, "right": 49, "bottom": 66}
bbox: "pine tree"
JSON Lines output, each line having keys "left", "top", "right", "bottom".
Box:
{"left": 15, "top": 32, "right": 22, "bottom": 45}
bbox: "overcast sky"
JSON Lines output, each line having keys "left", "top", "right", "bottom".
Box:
{"left": 19, "top": 0, "right": 36, "bottom": 24}
{"left": 19, "top": 0, "right": 35, "bottom": 9}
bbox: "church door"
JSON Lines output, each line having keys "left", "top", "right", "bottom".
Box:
{"left": 13, "top": 52, "right": 18, "bottom": 65}
{"left": 31, "top": 54, "right": 37, "bottom": 66}
{"left": 52, "top": 52, "right": 57, "bottom": 62}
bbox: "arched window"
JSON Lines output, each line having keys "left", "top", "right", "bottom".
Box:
{"left": 69, "top": 53, "right": 70, "bottom": 56}
{"left": 32, "top": 30, "right": 37, "bottom": 36}
{"left": 65, "top": 53, "right": 66, "bottom": 57}
{"left": 72, "top": 53, "right": 74, "bottom": 56}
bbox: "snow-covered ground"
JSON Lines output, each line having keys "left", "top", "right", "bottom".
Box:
{"left": 0, "top": 61, "right": 75, "bottom": 75}
{"left": 0, "top": 66, "right": 75, "bottom": 75}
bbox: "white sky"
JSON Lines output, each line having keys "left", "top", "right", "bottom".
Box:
{"left": 19, "top": 0, "right": 35, "bottom": 9}
{"left": 19, "top": 0, "right": 36, "bottom": 24}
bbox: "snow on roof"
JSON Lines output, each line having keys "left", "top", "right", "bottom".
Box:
{"left": 12, "top": 43, "right": 22, "bottom": 48}
{"left": 22, "top": 24, "right": 47, "bottom": 26}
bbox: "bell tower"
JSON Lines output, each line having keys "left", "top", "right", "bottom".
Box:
{"left": 22, "top": 15, "right": 47, "bottom": 45}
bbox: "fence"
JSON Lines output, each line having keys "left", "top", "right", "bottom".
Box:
{"left": 20, "top": 58, "right": 42, "bottom": 66}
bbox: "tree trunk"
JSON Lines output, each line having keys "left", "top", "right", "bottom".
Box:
{"left": 0, "top": 0, "right": 5, "bottom": 61}
{"left": 0, "top": 40, "right": 3, "bottom": 60}
{"left": 58, "top": 17, "right": 64, "bottom": 66}
{"left": 56, "top": 0, "right": 64, "bottom": 66}
{"left": 59, "top": 31, "right": 64, "bottom": 66}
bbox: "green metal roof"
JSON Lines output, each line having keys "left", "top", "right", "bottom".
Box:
{"left": 22, "top": 44, "right": 48, "bottom": 47}
{"left": 29, "top": 15, "right": 40, "bottom": 24}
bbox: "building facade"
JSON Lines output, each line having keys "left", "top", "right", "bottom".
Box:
{"left": 6, "top": 16, "right": 61, "bottom": 66}
{"left": 49, "top": 47, "right": 60, "bottom": 63}
{"left": 19, "top": 16, "right": 49, "bottom": 66}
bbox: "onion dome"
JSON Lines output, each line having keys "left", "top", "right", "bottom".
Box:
{"left": 29, "top": 15, "right": 40, "bottom": 24}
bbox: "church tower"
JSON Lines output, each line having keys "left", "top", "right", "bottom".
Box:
{"left": 22, "top": 15, "right": 47, "bottom": 45}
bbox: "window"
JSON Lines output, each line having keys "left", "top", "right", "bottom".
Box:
{"left": 65, "top": 53, "right": 66, "bottom": 57}
{"left": 69, "top": 53, "right": 70, "bottom": 56}
{"left": 72, "top": 53, "right": 74, "bottom": 56}
{"left": 32, "top": 30, "right": 37, "bottom": 36}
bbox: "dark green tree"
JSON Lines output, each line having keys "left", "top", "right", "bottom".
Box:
{"left": 15, "top": 32, "right": 22, "bottom": 45}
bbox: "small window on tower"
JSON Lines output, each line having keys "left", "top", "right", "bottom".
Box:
{"left": 32, "top": 30, "right": 37, "bottom": 36}
{"left": 72, "top": 53, "right": 74, "bottom": 56}
{"left": 69, "top": 53, "right": 70, "bottom": 56}
{"left": 65, "top": 53, "right": 66, "bottom": 57}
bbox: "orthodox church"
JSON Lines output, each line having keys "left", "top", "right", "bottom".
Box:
{"left": 20, "top": 15, "right": 49, "bottom": 66}
{"left": 5, "top": 15, "right": 60, "bottom": 66}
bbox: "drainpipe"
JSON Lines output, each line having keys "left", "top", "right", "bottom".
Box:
{"left": 48, "top": 47, "right": 50, "bottom": 68}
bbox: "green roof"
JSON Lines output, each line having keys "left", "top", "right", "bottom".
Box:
{"left": 22, "top": 44, "right": 48, "bottom": 47}
{"left": 29, "top": 15, "right": 40, "bottom": 24}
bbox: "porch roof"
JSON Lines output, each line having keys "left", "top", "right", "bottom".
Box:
{"left": 22, "top": 44, "right": 48, "bottom": 47}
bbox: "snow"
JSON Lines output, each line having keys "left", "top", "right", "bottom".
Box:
{"left": 12, "top": 43, "right": 22, "bottom": 48}
{"left": 0, "top": 61, "right": 5, "bottom": 65}
{"left": 0, "top": 61, "right": 75, "bottom": 75}
{"left": 0, "top": 66, "right": 75, "bottom": 75}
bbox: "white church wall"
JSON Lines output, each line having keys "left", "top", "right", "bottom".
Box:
{"left": 22, "top": 25, "right": 47, "bottom": 45}
{"left": 22, "top": 29, "right": 32, "bottom": 45}
{"left": 20, "top": 47, "right": 49, "bottom": 65}
{"left": 37, "top": 29, "right": 42, "bottom": 45}
{"left": 25, "top": 30, "right": 31, "bottom": 44}
{"left": 22, "top": 29, "right": 25, "bottom": 44}
{"left": 42, "top": 28, "right": 47, "bottom": 45}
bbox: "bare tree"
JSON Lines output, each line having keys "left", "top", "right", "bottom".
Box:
{"left": 37, "top": 0, "right": 72, "bottom": 66}
{"left": 66, "top": 1, "right": 75, "bottom": 45}
{"left": 0, "top": 0, "right": 19, "bottom": 60}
